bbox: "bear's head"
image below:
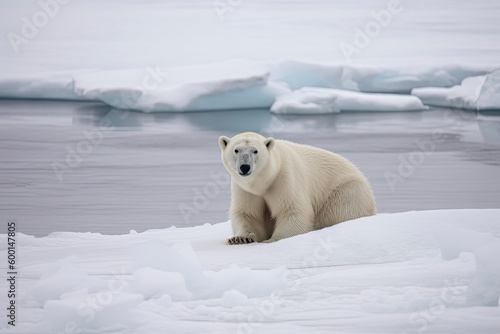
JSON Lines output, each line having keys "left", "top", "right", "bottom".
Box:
{"left": 218, "top": 132, "right": 275, "bottom": 179}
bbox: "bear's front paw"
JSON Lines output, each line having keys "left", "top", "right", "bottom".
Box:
{"left": 227, "top": 235, "right": 255, "bottom": 245}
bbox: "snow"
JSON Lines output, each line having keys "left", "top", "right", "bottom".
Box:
{"left": 467, "top": 243, "right": 500, "bottom": 307}
{"left": 4, "top": 209, "right": 500, "bottom": 333}
{"left": 270, "top": 87, "right": 427, "bottom": 114}
{"left": 1, "top": 0, "right": 499, "bottom": 331}
{"left": 130, "top": 268, "right": 191, "bottom": 301}
{"left": 28, "top": 257, "right": 102, "bottom": 304}
{"left": 43, "top": 291, "right": 144, "bottom": 332}
{"left": 1, "top": 0, "right": 500, "bottom": 112}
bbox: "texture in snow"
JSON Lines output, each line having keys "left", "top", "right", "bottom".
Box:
{"left": 3, "top": 210, "right": 500, "bottom": 333}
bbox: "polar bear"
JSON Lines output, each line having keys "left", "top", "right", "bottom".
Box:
{"left": 219, "top": 132, "right": 376, "bottom": 244}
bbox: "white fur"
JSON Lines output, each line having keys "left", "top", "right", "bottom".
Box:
{"left": 219, "top": 132, "right": 376, "bottom": 244}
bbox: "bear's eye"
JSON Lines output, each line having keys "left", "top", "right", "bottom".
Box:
{"left": 234, "top": 149, "right": 239, "bottom": 154}
{"left": 253, "top": 150, "right": 258, "bottom": 154}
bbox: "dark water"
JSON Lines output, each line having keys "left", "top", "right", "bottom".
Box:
{"left": 1, "top": 99, "right": 499, "bottom": 237}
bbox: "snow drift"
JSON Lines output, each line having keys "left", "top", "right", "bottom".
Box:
{"left": 4, "top": 209, "right": 500, "bottom": 333}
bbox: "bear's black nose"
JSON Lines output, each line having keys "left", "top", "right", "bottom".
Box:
{"left": 239, "top": 164, "right": 251, "bottom": 175}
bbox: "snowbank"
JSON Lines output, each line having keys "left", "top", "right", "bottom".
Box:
{"left": 5, "top": 209, "right": 500, "bottom": 333}
{"left": 270, "top": 87, "right": 427, "bottom": 114}
{"left": 412, "top": 69, "right": 500, "bottom": 110}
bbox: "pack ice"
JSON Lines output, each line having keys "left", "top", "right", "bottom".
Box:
{"left": 1, "top": 61, "right": 499, "bottom": 113}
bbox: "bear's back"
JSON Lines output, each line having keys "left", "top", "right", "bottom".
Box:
{"left": 278, "top": 140, "right": 358, "bottom": 173}
{"left": 276, "top": 139, "right": 366, "bottom": 193}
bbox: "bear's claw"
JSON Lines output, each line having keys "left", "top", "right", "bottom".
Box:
{"left": 227, "top": 236, "right": 255, "bottom": 245}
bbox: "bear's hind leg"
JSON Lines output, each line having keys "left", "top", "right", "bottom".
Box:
{"left": 315, "top": 180, "right": 376, "bottom": 230}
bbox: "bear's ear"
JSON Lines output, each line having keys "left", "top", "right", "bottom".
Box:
{"left": 219, "top": 136, "right": 230, "bottom": 150}
{"left": 264, "top": 137, "right": 275, "bottom": 151}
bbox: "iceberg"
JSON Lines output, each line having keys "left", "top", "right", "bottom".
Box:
{"left": 270, "top": 87, "right": 427, "bottom": 114}
{"left": 0, "top": 60, "right": 497, "bottom": 113}
{"left": 0, "top": 72, "right": 83, "bottom": 101}
{"left": 1, "top": 0, "right": 499, "bottom": 113}
{"left": 412, "top": 69, "right": 500, "bottom": 110}
{"left": 72, "top": 60, "right": 291, "bottom": 112}
{"left": 270, "top": 60, "right": 492, "bottom": 93}
{"left": 478, "top": 70, "right": 500, "bottom": 110}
